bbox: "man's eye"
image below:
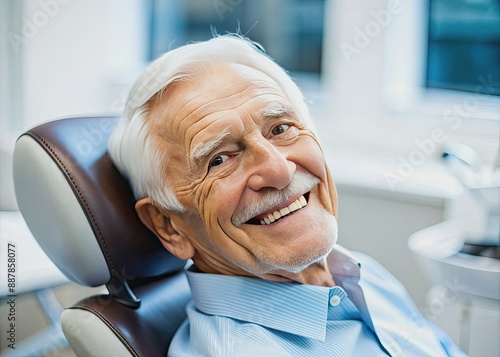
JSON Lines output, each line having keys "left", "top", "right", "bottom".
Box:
{"left": 209, "top": 154, "right": 229, "bottom": 168}
{"left": 272, "top": 124, "right": 290, "bottom": 135}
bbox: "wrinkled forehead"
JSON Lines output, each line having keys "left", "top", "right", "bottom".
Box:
{"left": 148, "top": 63, "right": 297, "bottom": 140}
{"left": 230, "top": 63, "right": 283, "bottom": 91}
{"left": 177, "top": 63, "right": 288, "bottom": 112}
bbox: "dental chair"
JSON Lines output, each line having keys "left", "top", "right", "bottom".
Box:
{"left": 13, "top": 116, "right": 191, "bottom": 357}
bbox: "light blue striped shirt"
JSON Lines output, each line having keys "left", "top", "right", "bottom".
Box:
{"left": 168, "top": 246, "right": 467, "bottom": 356}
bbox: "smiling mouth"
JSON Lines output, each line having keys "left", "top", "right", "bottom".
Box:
{"left": 246, "top": 193, "right": 310, "bottom": 226}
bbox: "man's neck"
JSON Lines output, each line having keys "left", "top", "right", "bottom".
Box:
{"left": 262, "top": 258, "right": 335, "bottom": 287}
{"left": 192, "top": 255, "right": 335, "bottom": 287}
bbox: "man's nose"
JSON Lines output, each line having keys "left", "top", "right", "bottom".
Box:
{"left": 247, "top": 139, "right": 296, "bottom": 191}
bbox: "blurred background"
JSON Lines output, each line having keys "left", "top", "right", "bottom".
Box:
{"left": 1, "top": 0, "right": 499, "bottom": 356}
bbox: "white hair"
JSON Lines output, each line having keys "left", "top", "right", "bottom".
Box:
{"left": 108, "top": 34, "right": 314, "bottom": 212}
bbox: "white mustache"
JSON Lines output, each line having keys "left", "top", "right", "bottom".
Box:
{"left": 232, "top": 171, "right": 320, "bottom": 226}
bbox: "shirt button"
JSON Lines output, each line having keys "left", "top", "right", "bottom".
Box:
{"left": 329, "top": 295, "right": 341, "bottom": 307}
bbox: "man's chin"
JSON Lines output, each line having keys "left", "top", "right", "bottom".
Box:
{"left": 261, "top": 247, "right": 335, "bottom": 286}
{"left": 225, "top": 211, "right": 338, "bottom": 280}
{"left": 277, "top": 213, "right": 337, "bottom": 273}
{"left": 258, "top": 226, "right": 337, "bottom": 277}
{"left": 276, "top": 245, "right": 333, "bottom": 274}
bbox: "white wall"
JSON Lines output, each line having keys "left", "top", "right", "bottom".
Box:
{"left": 320, "top": 0, "right": 499, "bottom": 169}
{"left": 21, "top": 0, "right": 145, "bottom": 127}
{"left": 22, "top": 0, "right": 109, "bottom": 127}
{"left": 1, "top": 0, "right": 145, "bottom": 210}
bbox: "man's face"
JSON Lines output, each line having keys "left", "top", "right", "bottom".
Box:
{"left": 148, "top": 64, "right": 338, "bottom": 279}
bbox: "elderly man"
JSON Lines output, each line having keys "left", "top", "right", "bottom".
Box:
{"left": 108, "top": 35, "right": 465, "bottom": 356}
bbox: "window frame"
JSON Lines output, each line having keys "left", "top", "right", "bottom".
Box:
{"left": 382, "top": 0, "right": 500, "bottom": 122}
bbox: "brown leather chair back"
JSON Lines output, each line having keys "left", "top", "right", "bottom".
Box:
{"left": 13, "top": 116, "right": 191, "bottom": 356}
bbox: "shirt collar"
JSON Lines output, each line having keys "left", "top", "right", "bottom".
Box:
{"left": 185, "top": 245, "right": 360, "bottom": 341}
{"left": 328, "top": 244, "right": 362, "bottom": 283}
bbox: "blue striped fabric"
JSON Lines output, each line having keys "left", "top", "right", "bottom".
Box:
{"left": 168, "top": 246, "right": 468, "bottom": 357}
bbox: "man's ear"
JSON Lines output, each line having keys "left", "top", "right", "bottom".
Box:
{"left": 135, "top": 198, "right": 195, "bottom": 260}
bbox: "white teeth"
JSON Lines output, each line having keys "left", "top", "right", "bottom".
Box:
{"left": 279, "top": 207, "right": 290, "bottom": 216}
{"left": 259, "top": 195, "right": 308, "bottom": 225}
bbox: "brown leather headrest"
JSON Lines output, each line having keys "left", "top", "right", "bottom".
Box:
{"left": 13, "top": 116, "right": 185, "bottom": 307}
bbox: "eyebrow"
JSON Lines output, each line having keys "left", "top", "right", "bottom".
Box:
{"left": 259, "top": 102, "right": 295, "bottom": 119}
{"left": 190, "top": 128, "right": 230, "bottom": 165}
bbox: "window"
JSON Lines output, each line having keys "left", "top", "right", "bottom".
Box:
{"left": 383, "top": 0, "right": 500, "bottom": 120}
{"left": 146, "top": 0, "right": 326, "bottom": 73}
{"left": 427, "top": 0, "right": 500, "bottom": 96}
